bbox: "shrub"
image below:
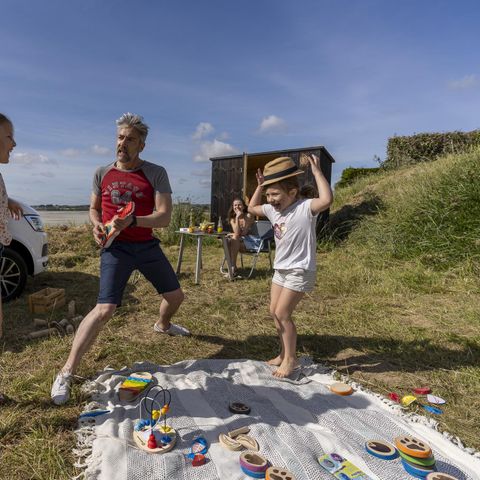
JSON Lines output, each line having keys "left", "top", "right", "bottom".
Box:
{"left": 383, "top": 130, "right": 480, "bottom": 169}
{"left": 335, "top": 167, "right": 380, "bottom": 189}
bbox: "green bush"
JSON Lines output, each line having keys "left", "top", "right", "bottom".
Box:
{"left": 384, "top": 130, "right": 480, "bottom": 169}
{"left": 335, "top": 167, "right": 380, "bottom": 189}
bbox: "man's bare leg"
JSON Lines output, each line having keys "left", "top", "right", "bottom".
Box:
{"left": 154, "top": 288, "right": 185, "bottom": 331}
{"left": 61, "top": 303, "right": 116, "bottom": 374}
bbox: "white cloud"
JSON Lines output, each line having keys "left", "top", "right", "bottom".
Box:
{"left": 192, "top": 122, "right": 215, "bottom": 140}
{"left": 91, "top": 144, "right": 111, "bottom": 156}
{"left": 193, "top": 139, "right": 239, "bottom": 162}
{"left": 448, "top": 74, "right": 479, "bottom": 90}
{"left": 199, "top": 178, "right": 211, "bottom": 188}
{"left": 60, "top": 148, "right": 81, "bottom": 157}
{"left": 12, "top": 152, "right": 58, "bottom": 166}
{"left": 258, "top": 114, "right": 287, "bottom": 133}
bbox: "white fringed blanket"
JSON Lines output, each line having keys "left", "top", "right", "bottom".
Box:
{"left": 74, "top": 359, "right": 480, "bottom": 479}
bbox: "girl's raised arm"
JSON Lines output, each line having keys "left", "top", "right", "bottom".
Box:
{"left": 308, "top": 154, "right": 333, "bottom": 215}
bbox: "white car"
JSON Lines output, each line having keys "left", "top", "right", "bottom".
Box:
{"left": 2, "top": 199, "right": 48, "bottom": 301}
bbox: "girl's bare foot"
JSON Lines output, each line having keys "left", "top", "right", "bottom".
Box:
{"left": 273, "top": 358, "right": 300, "bottom": 378}
{"left": 267, "top": 355, "right": 283, "bottom": 366}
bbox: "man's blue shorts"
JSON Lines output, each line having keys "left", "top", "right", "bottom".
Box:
{"left": 98, "top": 239, "right": 180, "bottom": 306}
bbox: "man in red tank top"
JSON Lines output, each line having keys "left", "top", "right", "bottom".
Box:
{"left": 51, "top": 113, "right": 189, "bottom": 405}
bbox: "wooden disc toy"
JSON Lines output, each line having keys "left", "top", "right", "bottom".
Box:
{"left": 398, "top": 450, "right": 436, "bottom": 467}
{"left": 118, "top": 372, "right": 153, "bottom": 402}
{"left": 229, "top": 401, "right": 251, "bottom": 414}
{"left": 395, "top": 435, "right": 432, "bottom": 458}
{"left": 228, "top": 425, "right": 250, "bottom": 438}
{"left": 365, "top": 440, "right": 398, "bottom": 460}
{"left": 401, "top": 459, "right": 436, "bottom": 478}
{"left": 240, "top": 451, "right": 269, "bottom": 473}
{"left": 219, "top": 433, "right": 243, "bottom": 451}
{"left": 266, "top": 466, "right": 296, "bottom": 480}
{"left": 329, "top": 382, "right": 353, "bottom": 396}
{"left": 426, "top": 473, "right": 460, "bottom": 480}
{"left": 401, "top": 395, "right": 417, "bottom": 406}
{"left": 236, "top": 434, "right": 259, "bottom": 451}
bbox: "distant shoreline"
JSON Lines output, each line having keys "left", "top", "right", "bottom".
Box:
{"left": 33, "top": 205, "right": 90, "bottom": 211}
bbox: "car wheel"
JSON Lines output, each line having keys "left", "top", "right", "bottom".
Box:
{"left": 1, "top": 248, "right": 28, "bottom": 302}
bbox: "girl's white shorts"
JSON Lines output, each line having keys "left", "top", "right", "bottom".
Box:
{"left": 272, "top": 268, "right": 316, "bottom": 293}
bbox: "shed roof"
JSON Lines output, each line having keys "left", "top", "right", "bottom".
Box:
{"left": 210, "top": 145, "right": 335, "bottom": 164}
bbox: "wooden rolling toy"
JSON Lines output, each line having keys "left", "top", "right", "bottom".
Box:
{"left": 394, "top": 435, "right": 432, "bottom": 459}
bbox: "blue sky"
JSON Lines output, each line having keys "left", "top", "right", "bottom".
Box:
{"left": 1, "top": 0, "right": 479, "bottom": 205}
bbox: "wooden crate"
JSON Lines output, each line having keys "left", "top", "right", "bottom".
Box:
{"left": 28, "top": 288, "right": 66, "bottom": 314}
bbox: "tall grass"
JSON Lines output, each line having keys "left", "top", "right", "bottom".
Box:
{"left": 338, "top": 148, "right": 480, "bottom": 271}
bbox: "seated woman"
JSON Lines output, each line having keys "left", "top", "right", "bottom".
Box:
{"left": 225, "top": 197, "right": 255, "bottom": 276}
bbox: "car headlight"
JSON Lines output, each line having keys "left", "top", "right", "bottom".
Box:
{"left": 24, "top": 214, "right": 45, "bottom": 232}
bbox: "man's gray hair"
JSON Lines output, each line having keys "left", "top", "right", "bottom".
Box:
{"left": 116, "top": 113, "right": 149, "bottom": 143}
{"left": 0, "top": 113, "right": 12, "bottom": 126}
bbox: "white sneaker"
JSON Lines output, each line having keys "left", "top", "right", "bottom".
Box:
{"left": 51, "top": 371, "right": 72, "bottom": 405}
{"left": 153, "top": 322, "right": 190, "bottom": 336}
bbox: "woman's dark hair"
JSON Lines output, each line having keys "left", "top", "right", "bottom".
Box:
{"left": 227, "top": 197, "right": 248, "bottom": 221}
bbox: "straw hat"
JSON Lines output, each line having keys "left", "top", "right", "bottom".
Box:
{"left": 260, "top": 156, "right": 304, "bottom": 187}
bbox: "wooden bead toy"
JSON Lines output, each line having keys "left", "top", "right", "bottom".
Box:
{"left": 395, "top": 435, "right": 432, "bottom": 458}
{"left": 132, "top": 385, "right": 176, "bottom": 454}
{"left": 266, "top": 466, "right": 296, "bottom": 480}
{"left": 329, "top": 382, "right": 353, "bottom": 396}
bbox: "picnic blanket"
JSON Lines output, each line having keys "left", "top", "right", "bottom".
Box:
{"left": 74, "top": 359, "right": 480, "bottom": 479}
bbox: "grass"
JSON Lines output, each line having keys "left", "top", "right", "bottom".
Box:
{"left": 1, "top": 149, "right": 480, "bottom": 479}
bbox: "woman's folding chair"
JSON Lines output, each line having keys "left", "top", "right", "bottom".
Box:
{"left": 221, "top": 220, "right": 274, "bottom": 278}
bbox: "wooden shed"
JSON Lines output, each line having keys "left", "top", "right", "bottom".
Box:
{"left": 210, "top": 145, "right": 335, "bottom": 233}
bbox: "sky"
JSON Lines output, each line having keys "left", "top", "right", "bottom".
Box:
{"left": 1, "top": 0, "right": 479, "bottom": 205}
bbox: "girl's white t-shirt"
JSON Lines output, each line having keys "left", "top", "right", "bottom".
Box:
{"left": 262, "top": 198, "right": 318, "bottom": 271}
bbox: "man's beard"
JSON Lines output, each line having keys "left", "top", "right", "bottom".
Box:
{"left": 117, "top": 150, "right": 131, "bottom": 163}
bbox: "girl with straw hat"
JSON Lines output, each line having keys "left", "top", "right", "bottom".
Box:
{"left": 248, "top": 155, "right": 333, "bottom": 378}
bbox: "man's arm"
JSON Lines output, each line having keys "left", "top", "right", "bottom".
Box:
{"left": 248, "top": 168, "right": 266, "bottom": 217}
{"left": 90, "top": 193, "right": 105, "bottom": 245}
{"left": 113, "top": 192, "right": 173, "bottom": 230}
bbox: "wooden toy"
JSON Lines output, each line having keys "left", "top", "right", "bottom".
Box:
{"left": 229, "top": 401, "right": 251, "bottom": 414}
{"left": 219, "top": 433, "right": 243, "bottom": 451}
{"left": 318, "top": 453, "right": 373, "bottom": 479}
{"left": 235, "top": 434, "right": 259, "bottom": 451}
{"left": 192, "top": 454, "right": 206, "bottom": 466}
{"left": 413, "top": 387, "right": 432, "bottom": 395}
{"left": 118, "top": 372, "right": 153, "bottom": 402}
{"left": 133, "top": 385, "right": 176, "bottom": 454}
{"left": 228, "top": 425, "right": 250, "bottom": 438}
{"left": 266, "top": 466, "right": 296, "bottom": 480}
{"left": 388, "top": 392, "right": 401, "bottom": 402}
{"left": 426, "top": 473, "right": 460, "bottom": 480}
{"left": 423, "top": 405, "right": 443, "bottom": 415}
{"left": 240, "top": 451, "right": 269, "bottom": 477}
{"left": 427, "top": 394, "right": 446, "bottom": 405}
{"left": 28, "top": 287, "right": 65, "bottom": 314}
{"left": 394, "top": 435, "right": 432, "bottom": 458}
{"left": 329, "top": 382, "right": 354, "bottom": 396}
{"left": 365, "top": 440, "right": 398, "bottom": 460}
{"left": 401, "top": 458, "right": 436, "bottom": 478}
{"left": 102, "top": 201, "right": 135, "bottom": 248}
{"left": 398, "top": 450, "right": 436, "bottom": 467}
{"left": 401, "top": 395, "right": 417, "bottom": 406}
